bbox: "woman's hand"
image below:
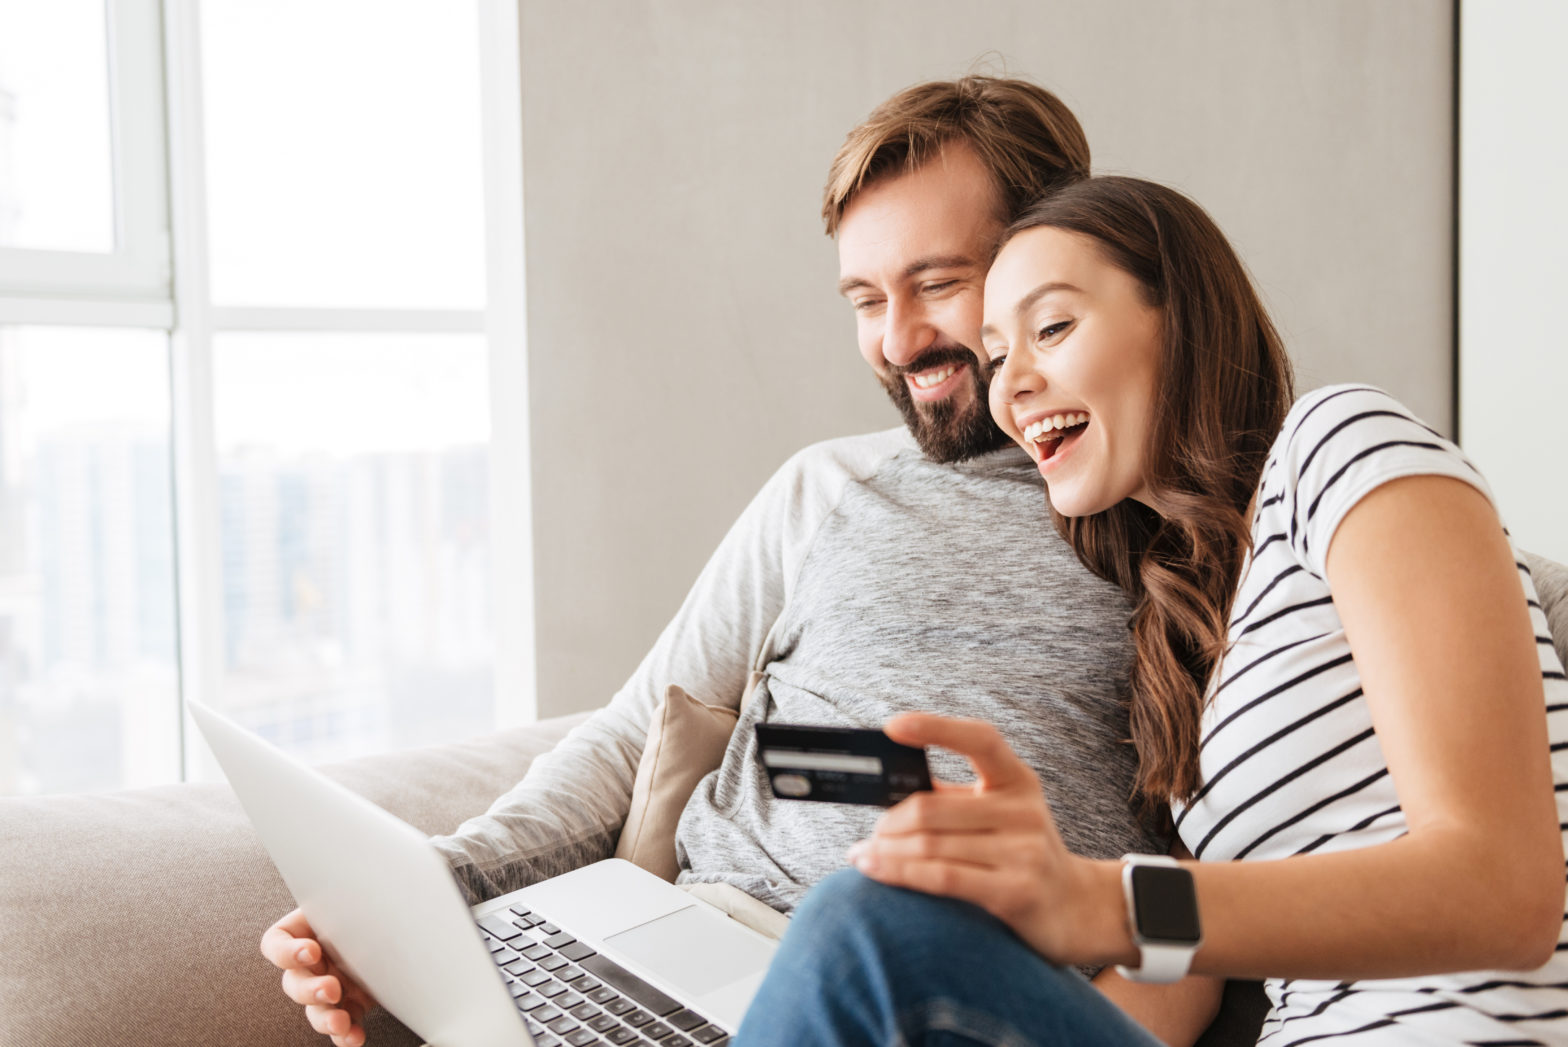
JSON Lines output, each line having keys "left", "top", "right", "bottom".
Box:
{"left": 847, "top": 712, "right": 1123, "bottom": 967}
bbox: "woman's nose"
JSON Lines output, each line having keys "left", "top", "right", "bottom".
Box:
{"left": 995, "top": 350, "right": 1043, "bottom": 404}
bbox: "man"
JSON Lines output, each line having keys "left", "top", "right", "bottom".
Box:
{"left": 265, "top": 76, "right": 1221, "bottom": 1046}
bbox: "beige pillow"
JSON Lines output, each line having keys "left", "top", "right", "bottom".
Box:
{"left": 614, "top": 677, "right": 756, "bottom": 880}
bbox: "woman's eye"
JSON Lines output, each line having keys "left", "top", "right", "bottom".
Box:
{"left": 1038, "top": 320, "right": 1072, "bottom": 341}
{"left": 985, "top": 354, "right": 1007, "bottom": 380}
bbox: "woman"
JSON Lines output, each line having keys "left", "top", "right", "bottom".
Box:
{"left": 734, "top": 177, "right": 1568, "bottom": 1045}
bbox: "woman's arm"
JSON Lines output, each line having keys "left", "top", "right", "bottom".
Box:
{"left": 1090, "top": 841, "right": 1224, "bottom": 1047}
{"left": 855, "top": 475, "right": 1562, "bottom": 981}
{"left": 1181, "top": 473, "right": 1561, "bottom": 978}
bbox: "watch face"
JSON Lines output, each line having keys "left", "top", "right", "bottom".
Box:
{"left": 1130, "top": 864, "right": 1202, "bottom": 944}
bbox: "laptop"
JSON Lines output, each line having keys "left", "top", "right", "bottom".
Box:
{"left": 188, "top": 700, "right": 778, "bottom": 1047}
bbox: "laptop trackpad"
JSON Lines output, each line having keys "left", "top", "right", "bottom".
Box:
{"left": 603, "top": 904, "right": 774, "bottom": 998}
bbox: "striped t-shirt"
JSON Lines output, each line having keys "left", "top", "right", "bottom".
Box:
{"left": 1172, "top": 385, "right": 1568, "bottom": 1045}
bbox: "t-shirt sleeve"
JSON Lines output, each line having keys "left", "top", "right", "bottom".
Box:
{"left": 1273, "top": 384, "right": 1494, "bottom": 579}
{"left": 428, "top": 429, "right": 907, "bottom": 902}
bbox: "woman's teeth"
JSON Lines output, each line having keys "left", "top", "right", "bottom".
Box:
{"left": 1023, "top": 412, "right": 1089, "bottom": 444}
{"left": 910, "top": 366, "right": 957, "bottom": 389}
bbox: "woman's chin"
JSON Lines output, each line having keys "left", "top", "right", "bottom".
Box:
{"left": 1044, "top": 486, "right": 1118, "bottom": 519}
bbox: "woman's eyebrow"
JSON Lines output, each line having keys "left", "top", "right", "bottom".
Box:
{"left": 1014, "top": 281, "right": 1082, "bottom": 317}
{"left": 982, "top": 281, "right": 1083, "bottom": 341}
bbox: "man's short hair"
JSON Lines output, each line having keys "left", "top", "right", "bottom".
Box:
{"left": 821, "top": 75, "right": 1091, "bottom": 237}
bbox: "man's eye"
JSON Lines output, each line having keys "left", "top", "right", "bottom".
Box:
{"left": 922, "top": 280, "right": 956, "bottom": 295}
{"left": 1038, "top": 320, "right": 1072, "bottom": 341}
{"left": 852, "top": 299, "right": 883, "bottom": 313}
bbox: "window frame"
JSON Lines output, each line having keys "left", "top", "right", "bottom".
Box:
{"left": 0, "top": 0, "right": 171, "bottom": 306}
{"left": 0, "top": 0, "right": 534, "bottom": 791}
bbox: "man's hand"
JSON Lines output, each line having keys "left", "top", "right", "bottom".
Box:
{"left": 261, "top": 908, "right": 377, "bottom": 1047}
{"left": 846, "top": 712, "right": 1118, "bottom": 967}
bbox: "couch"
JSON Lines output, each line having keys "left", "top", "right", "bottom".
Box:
{"left": 4, "top": 554, "right": 1564, "bottom": 1047}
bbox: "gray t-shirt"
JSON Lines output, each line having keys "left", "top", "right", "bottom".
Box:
{"left": 433, "top": 428, "right": 1161, "bottom": 911}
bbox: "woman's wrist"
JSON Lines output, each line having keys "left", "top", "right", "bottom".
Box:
{"left": 1061, "top": 857, "right": 1141, "bottom": 968}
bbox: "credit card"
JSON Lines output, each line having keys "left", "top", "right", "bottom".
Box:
{"left": 754, "top": 723, "right": 932, "bottom": 806}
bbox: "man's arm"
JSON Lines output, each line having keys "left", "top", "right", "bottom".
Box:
{"left": 261, "top": 433, "right": 904, "bottom": 1044}
{"left": 430, "top": 434, "right": 901, "bottom": 901}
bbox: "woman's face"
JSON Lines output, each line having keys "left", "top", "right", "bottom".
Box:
{"left": 982, "top": 226, "right": 1164, "bottom": 517}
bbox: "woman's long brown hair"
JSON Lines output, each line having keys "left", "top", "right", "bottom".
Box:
{"left": 1002, "top": 178, "right": 1295, "bottom": 815}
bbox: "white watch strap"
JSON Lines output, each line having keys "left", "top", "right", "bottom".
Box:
{"left": 1115, "top": 941, "right": 1195, "bottom": 983}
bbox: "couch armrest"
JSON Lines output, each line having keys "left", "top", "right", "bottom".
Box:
{"left": 0, "top": 713, "right": 588, "bottom": 1047}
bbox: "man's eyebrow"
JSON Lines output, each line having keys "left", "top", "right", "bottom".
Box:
{"left": 837, "top": 254, "right": 980, "bottom": 297}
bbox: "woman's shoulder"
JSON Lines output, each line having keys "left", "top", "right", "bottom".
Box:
{"left": 1262, "top": 384, "right": 1461, "bottom": 486}
{"left": 1257, "top": 384, "right": 1491, "bottom": 574}
{"left": 1273, "top": 384, "right": 1442, "bottom": 457}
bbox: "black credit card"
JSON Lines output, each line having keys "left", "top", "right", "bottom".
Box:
{"left": 754, "top": 723, "right": 932, "bottom": 807}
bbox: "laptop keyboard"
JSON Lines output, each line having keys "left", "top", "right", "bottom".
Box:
{"left": 478, "top": 904, "right": 732, "bottom": 1047}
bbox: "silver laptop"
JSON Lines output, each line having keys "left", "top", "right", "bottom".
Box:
{"left": 188, "top": 700, "right": 777, "bottom": 1047}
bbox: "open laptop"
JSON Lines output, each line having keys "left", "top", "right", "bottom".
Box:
{"left": 188, "top": 700, "right": 777, "bottom": 1047}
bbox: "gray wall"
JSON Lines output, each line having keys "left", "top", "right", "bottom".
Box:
{"left": 1460, "top": 2, "right": 1567, "bottom": 565}
{"left": 517, "top": 0, "right": 1455, "bottom": 718}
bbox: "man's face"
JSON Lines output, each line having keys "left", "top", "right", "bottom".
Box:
{"left": 835, "top": 143, "right": 1011, "bottom": 462}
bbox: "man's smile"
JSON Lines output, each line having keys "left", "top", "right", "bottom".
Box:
{"left": 905, "top": 361, "right": 971, "bottom": 403}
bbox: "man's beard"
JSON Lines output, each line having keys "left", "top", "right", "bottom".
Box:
{"left": 880, "top": 346, "right": 1012, "bottom": 463}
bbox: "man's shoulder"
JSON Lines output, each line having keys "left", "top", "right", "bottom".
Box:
{"left": 772, "top": 426, "right": 918, "bottom": 486}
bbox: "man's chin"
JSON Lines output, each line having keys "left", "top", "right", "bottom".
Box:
{"left": 885, "top": 384, "right": 1011, "bottom": 463}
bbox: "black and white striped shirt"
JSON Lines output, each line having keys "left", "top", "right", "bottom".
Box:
{"left": 1172, "top": 385, "right": 1568, "bottom": 1045}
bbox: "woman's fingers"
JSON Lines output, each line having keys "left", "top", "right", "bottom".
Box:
{"left": 851, "top": 828, "right": 1043, "bottom": 871}
{"left": 851, "top": 852, "right": 1016, "bottom": 914}
{"left": 875, "top": 788, "right": 1043, "bottom": 836}
{"left": 883, "top": 712, "right": 1035, "bottom": 791}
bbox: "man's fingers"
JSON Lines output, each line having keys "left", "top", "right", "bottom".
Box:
{"left": 261, "top": 909, "right": 324, "bottom": 972}
{"left": 282, "top": 968, "right": 341, "bottom": 1007}
{"left": 325, "top": 957, "right": 380, "bottom": 1011}
{"left": 306, "top": 1002, "right": 353, "bottom": 1038}
{"left": 331, "top": 1019, "right": 367, "bottom": 1047}
{"left": 883, "top": 713, "right": 1033, "bottom": 791}
{"left": 306, "top": 999, "right": 367, "bottom": 1046}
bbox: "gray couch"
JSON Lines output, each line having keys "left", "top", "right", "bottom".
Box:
{"left": 3, "top": 555, "right": 1564, "bottom": 1047}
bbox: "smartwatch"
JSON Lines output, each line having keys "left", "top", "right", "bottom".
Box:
{"left": 1115, "top": 854, "right": 1202, "bottom": 984}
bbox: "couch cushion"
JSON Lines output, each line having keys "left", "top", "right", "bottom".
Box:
{"left": 614, "top": 681, "right": 751, "bottom": 881}
{"left": 1527, "top": 551, "right": 1568, "bottom": 670}
{"left": 0, "top": 714, "right": 585, "bottom": 1047}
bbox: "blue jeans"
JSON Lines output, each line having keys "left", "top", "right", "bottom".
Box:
{"left": 735, "top": 869, "right": 1163, "bottom": 1047}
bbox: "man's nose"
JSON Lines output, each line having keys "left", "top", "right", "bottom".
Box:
{"left": 881, "top": 299, "right": 936, "bottom": 367}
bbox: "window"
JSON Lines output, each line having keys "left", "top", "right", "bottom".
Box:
{"left": 0, "top": 0, "right": 532, "bottom": 794}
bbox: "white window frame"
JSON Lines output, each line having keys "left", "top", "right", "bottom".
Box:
{"left": 0, "top": 0, "right": 535, "bottom": 788}
{"left": 0, "top": 0, "right": 171, "bottom": 311}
